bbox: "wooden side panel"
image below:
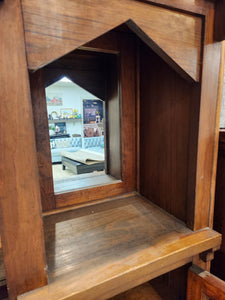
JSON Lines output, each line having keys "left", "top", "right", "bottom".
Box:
{"left": 211, "top": 131, "right": 225, "bottom": 281}
{"left": 119, "top": 33, "right": 136, "bottom": 189}
{"left": 191, "top": 39, "right": 223, "bottom": 230}
{"left": 187, "top": 265, "right": 225, "bottom": 300}
{"left": 139, "top": 42, "right": 200, "bottom": 222}
{"left": 0, "top": 0, "right": 47, "bottom": 298}
{"left": 214, "top": 0, "right": 225, "bottom": 42}
{"left": 30, "top": 70, "right": 56, "bottom": 212}
{"left": 21, "top": 0, "right": 202, "bottom": 81}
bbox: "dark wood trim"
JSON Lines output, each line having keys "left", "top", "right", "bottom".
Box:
{"left": 187, "top": 265, "right": 225, "bottom": 299}
{"left": 136, "top": 0, "right": 213, "bottom": 15}
{"left": 214, "top": 0, "right": 225, "bottom": 41}
{"left": 34, "top": 32, "right": 136, "bottom": 209}
{"left": 30, "top": 69, "right": 56, "bottom": 212}
{"left": 187, "top": 8, "right": 223, "bottom": 230}
{"left": 0, "top": 0, "right": 47, "bottom": 298}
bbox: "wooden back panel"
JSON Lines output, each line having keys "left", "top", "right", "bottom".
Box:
{"left": 139, "top": 42, "right": 200, "bottom": 222}
{"left": 21, "top": 0, "right": 202, "bottom": 81}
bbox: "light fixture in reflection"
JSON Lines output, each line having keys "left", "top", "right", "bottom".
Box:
{"left": 60, "top": 76, "right": 72, "bottom": 83}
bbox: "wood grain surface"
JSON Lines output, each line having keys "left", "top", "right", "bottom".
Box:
{"left": 30, "top": 69, "right": 56, "bottom": 211}
{"left": 191, "top": 11, "right": 224, "bottom": 230}
{"left": 0, "top": 0, "right": 47, "bottom": 298}
{"left": 52, "top": 32, "right": 136, "bottom": 208}
{"left": 21, "top": 0, "right": 202, "bottom": 81}
{"left": 139, "top": 41, "right": 200, "bottom": 223}
{"left": 187, "top": 265, "right": 225, "bottom": 299}
{"left": 19, "top": 194, "right": 221, "bottom": 300}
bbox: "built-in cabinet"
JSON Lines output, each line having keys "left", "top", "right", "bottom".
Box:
{"left": 0, "top": 0, "right": 225, "bottom": 299}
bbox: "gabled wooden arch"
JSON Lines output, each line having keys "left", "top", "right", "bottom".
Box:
{"left": 22, "top": 0, "right": 203, "bottom": 81}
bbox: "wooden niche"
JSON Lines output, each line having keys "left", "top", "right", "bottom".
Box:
{"left": 19, "top": 23, "right": 222, "bottom": 299}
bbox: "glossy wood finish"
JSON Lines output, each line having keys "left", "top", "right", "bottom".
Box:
{"left": 21, "top": 0, "right": 202, "bottom": 81}
{"left": 189, "top": 9, "right": 224, "bottom": 230}
{"left": 51, "top": 33, "right": 136, "bottom": 208}
{"left": 0, "top": 0, "right": 47, "bottom": 298}
{"left": 30, "top": 69, "right": 56, "bottom": 211}
{"left": 187, "top": 265, "right": 225, "bottom": 299}
{"left": 139, "top": 42, "right": 200, "bottom": 222}
{"left": 19, "top": 194, "right": 221, "bottom": 300}
{"left": 211, "top": 130, "right": 225, "bottom": 281}
{"left": 214, "top": 0, "right": 225, "bottom": 41}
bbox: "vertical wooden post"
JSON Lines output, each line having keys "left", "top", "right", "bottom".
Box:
{"left": 30, "top": 70, "right": 56, "bottom": 212}
{"left": 0, "top": 0, "right": 47, "bottom": 299}
{"left": 187, "top": 9, "right": 224, "bottom": 230}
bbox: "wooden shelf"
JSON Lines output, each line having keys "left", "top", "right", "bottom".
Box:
{"left": 19, "top": 194, "right": 221, "bottom": 300}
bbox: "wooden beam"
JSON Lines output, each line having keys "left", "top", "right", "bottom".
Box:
{"left": 21, "top": 0, "right": 202, "bottom": 81}
{"left": 0, "top": 0, "right": 47, "bottom": 298}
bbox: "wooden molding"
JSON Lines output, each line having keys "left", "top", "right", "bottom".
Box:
{"left": 21, "top": 0, "right": 202, "bottom": 81}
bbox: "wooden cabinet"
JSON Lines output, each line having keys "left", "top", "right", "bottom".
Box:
{"left": 0, "top": 1, "right": 224, "bottom": 299}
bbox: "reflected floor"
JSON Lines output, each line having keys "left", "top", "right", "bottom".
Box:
{"left": 53, "top": 165, "right": 120, "bottom": 194}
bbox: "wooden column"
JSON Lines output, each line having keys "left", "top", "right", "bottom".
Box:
{"left": 30, "top": 70, "right": 55, "bottom": 212}
{"left": 0, "top": 0, "right": 47, "bottom": 299}
{"left": 187, "top": 10, "right": 224, "bottom": 230}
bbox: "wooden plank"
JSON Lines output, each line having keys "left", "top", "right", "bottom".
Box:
{"left": 19, "top": 195, "right": 221, "bottom": 300}
{"left": 0, "top": 0, "right": 48, "bottom": 298}
{"left": 21, "top": 0, "right": 202, "bottom": 81}
{"left": 30, "top": 69, "right": 56, "bottom": 212}
{"left": 187, "top": 265, "right": 225, "bottom": 299}
{"left": 214, "top": 0, "right": 225, "bottom": 41}
{"left": 189, "top": 8, "right": 224, "bottom": 230}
